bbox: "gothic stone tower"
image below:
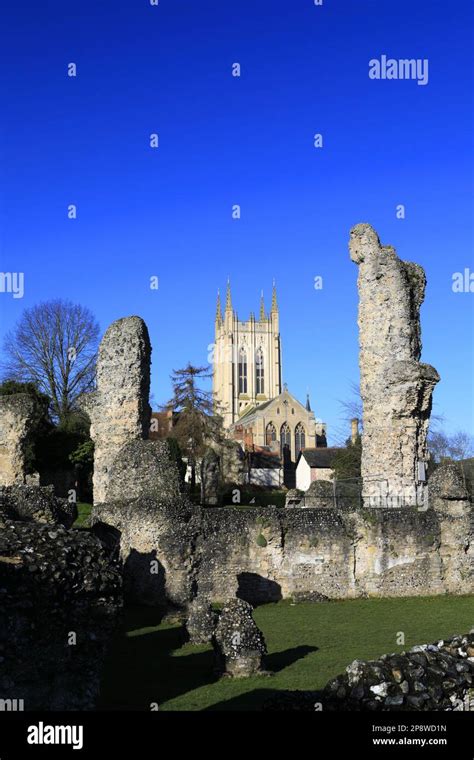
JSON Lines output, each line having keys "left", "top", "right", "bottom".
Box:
{"left": 213, "top": 282, "right": 282, "bottom": 428}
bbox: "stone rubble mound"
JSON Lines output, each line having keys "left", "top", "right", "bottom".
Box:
{"left": 0, "top": 484, "right": 77, "bottom": 528}
{"left": 265, "top": 632, "right": 474, "bottom": 711}
{"left": 213, "top": 598, "right": 267, "bottom": 677}
{"left": 0, "top": 517, "right": 122, "bottom": 709}
{"left": 324, "top": 632, "right": 474, "bottom": 710}
{"left": 185, "top": 598, "right": 218, "bottom": 644}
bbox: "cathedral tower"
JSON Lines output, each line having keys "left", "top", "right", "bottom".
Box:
{"left": 213, "top": 281, "right": 282, "bottom": 428}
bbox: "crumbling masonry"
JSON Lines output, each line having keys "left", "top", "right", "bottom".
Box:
{"left": 349, "top": 224, "right": 440, "bottom": 507}
{"left": 0, "top": 394, "right": 36, "bottom": 486}
{"left": 81, "top": 316, "right": 152, "bottom": 504}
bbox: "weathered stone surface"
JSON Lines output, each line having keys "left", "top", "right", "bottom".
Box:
{"left": 0, "top": 484, "right": 77, "bottom": 528}
{"left": 219, "top": 439, "right": 245, "bottom": 485}
{"left": 92, "top": 498, "right": 474, "bottom": 607}
{"left": 80, "top": 316, "right": 151, "bottom": 504}
{"left": 304, "top": 480, "right": 334, "bottom": 508}
{"left": 429, "top": 462, "right": 470, "bottom": 503}
{"left": 285, "top": 488, "right": 304, "bottom": 507}
{"left": 0, "top": 519, "right": 122, "bottom": 709}
{"left": 107, "top": 439, "right": 181, "bottom": 504}
{"left": 349, "top": 224, "right": 440, "bottom": 508}
{"left": 200, "top": 448, "right": 221, "bottom": 506}
{"left": 186, "top": 598, "right": 218, "bottom": 644}
{"left": 0, "top": 394, "right": 36, "bottom": 486}
{"left": 213, "top": 598, "right": 267, "bottom": 677}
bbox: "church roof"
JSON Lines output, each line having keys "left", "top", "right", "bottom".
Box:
{"left": 235, "top": 388, "right": 313, "bottom": 424}
{"left": 297, "top": 447, "right": 340, "bottom": 469}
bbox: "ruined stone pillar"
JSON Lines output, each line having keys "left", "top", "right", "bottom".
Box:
{"left": 349, "top": 224, "right": 439, "bottom": 507}
{"left": 0, "top": 394, "right": 35, "bottom": 486}
{"left": 81, "top": 316, "right": 151, "bottom": 504}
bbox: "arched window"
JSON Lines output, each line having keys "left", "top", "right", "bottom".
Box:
{"left": 255, "top": 348, "right": 264, "bottom": 394}
{"left": 295, "top": 423, "right": 305, "bottom": 458}
{"left": 266, "top": 422, "right": 276, "bottom": 446}
{"left": 280, "top": 422, "right": 291, "bottom": 456}
{"left": 238, "top": 347, "right": 247, "bottom": 394}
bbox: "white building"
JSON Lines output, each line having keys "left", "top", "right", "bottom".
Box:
{"left": 295, "top": 448, "right": 339, "bottom": 491}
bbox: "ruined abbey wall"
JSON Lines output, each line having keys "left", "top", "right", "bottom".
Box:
{"left": 84, "top": 297, "right": 472, "bottom": 611}
{"left": 92, "top": 468, "right": 474, "bottom": 608}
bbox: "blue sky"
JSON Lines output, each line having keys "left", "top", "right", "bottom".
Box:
{"left": 0, "top": 0, "right": 473, "bottom": 443}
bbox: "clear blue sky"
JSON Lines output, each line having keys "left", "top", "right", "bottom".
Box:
{"left": 0, "top": 0, "right": 473, "bottom": 444}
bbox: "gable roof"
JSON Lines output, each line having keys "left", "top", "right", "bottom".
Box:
{"left": 235, "top": 388, "right": 314, "bottom": 424}
{"left": 297, "top": 447, "right": 340, "bottom": 468}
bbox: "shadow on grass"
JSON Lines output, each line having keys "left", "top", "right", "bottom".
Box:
{"left": 98, "top": 606, "right": 218, "bottom": 710}
{"left": 265, "top": 644, "right": 318, "bottom": 673}
{"left": 98, "top": 608, "right": 319, "bottom": 711}
{"left": 202, "top": 687, "right": 324, "bottom": 711}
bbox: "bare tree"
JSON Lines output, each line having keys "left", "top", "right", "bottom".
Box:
{"left": 448, "top": 431, "right": 474, "bottom": 461}
{"left": 335, "top": 381, "right": 445, "bottom": 447}
{"left": 2, "top": 300, "right": 99, "bottom": 423}
{"left": 427, "top": 430, "right": 451, "bottom": 462}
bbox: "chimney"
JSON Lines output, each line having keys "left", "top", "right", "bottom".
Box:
{"left": 351, "top": 418, "right": 359, "bottom": 445}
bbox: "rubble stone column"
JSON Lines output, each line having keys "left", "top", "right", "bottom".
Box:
{"left": 81, "top": 316, "right": 151, "bottom": 504}
{"left": 0, "top": 394, "right": 36, "bottom": 486}
{"left": 349, "top": 224, "right": 440, "bottom": 507}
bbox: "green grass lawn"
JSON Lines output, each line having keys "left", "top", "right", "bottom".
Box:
{"left": 74, "top": 502, "right": 92, "bottom": 528}
{"left": 98, "top": 595, "right": 474, "bottom": 711}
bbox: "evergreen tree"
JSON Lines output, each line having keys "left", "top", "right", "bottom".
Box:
{"left": 165, "top": 364, "right": 223, "bottom": 490}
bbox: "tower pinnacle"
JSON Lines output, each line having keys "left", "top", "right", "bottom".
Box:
{"left": 259, "top": 290, "right": 266, "bottom": 320}
{"left": 271, "top": 280, "right": 278, "bottom": 312}
{"left": 225, "top": 278, "right": 232, "bottom": 312}
{"left": 215, "top": 289, "right": 223, "bottom": 326}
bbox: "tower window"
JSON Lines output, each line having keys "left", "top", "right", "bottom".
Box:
{"left": 238, "top": 347, "right": 247, "bottom": 394}
{"left": 295, "top": 422, "right": 305, "bottom": 458}
{"left": 256, "top": 348, "right": 264, "bottom": 394}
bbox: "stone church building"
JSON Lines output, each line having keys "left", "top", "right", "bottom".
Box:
{"left": 213, "top": 282, "right": 327, "bottom": 466}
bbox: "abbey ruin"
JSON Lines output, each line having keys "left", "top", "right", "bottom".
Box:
{"left": 1, "top": 224, "right": 473, "bottom": 711}
{"left": 349, "top": 224, "right": 440, "bottom": 508}
{"left": 22, "top": 224, "right": 474, "bottom": 605}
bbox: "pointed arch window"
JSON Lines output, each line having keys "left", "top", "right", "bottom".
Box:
{"left": 238, "top": 347, "right": 247, "bottom": 394}
{"left": 256, "top": 348, "right": 264, "bottom": 395}
{"left": 295, "top": 423, "right": 306, "bottom": 458}
{"left": 280, "top": 422, "right": 291, "bottom": 456}
{"left": 266, "top": 422, "right": 276, "bottom": 446}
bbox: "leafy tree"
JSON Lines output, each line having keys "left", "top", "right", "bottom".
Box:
{"left": 331, "top": 435, "right": 362, "bottom": 481}
{"left": 69, "top": 439, "right": 94, "bottom": 467}
{"left": 2, "top": 299, "right": 99, "bottom": 423}
{"left": 165, "top": 363, "right": 223, "bottom": 490}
